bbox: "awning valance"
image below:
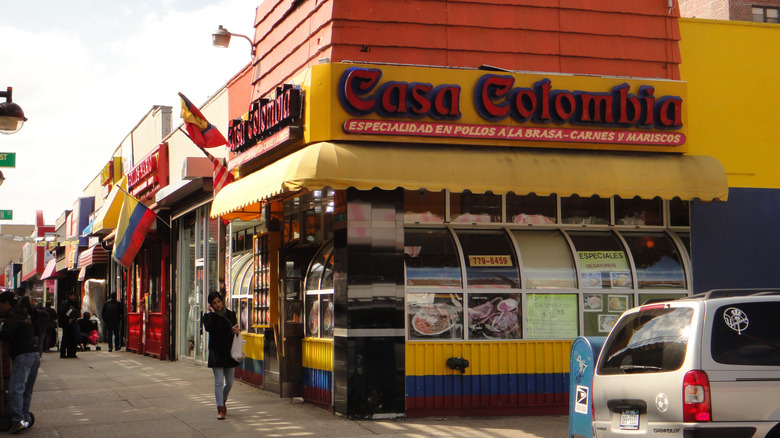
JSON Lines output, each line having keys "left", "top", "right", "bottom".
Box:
{"left": 85, "top": 177, "right": 127, "bottom": 236}
{"left": 41, "top": 259, "right": 61, "bottom": 280}
{"left": 211, "top": 142, "right": 728, "bottom": 220}
{"left": 78, "top": 245, "right": 110, "bottom": 268}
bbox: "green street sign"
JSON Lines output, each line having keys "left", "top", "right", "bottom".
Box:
{"left": 0, "top": 153, "right": 15, "bottom": 168}
{"left": 0, "top": 210, "right": 12, "bottom": 220}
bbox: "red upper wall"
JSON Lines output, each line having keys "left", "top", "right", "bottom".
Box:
{"left": 250, "top": 0, "right": 681, "bottom": 100}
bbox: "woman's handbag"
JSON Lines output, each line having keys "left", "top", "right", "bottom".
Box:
{"left": 230, "top": 333, "right": 246, "bottom": 362}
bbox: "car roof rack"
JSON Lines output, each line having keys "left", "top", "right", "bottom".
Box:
{"left": 702, "top": 288, "right": 780, "bottom": 299}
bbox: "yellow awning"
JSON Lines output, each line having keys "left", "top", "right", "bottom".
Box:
{"left": 88, "top": 176, "right": 127, "bottom": 235}
{"left": 211, "top": 142, "right": 728, "bottom": 220}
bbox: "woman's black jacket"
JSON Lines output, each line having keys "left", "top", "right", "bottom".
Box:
{"left": 201, "top": 309, "right": 239, "bottom": 368}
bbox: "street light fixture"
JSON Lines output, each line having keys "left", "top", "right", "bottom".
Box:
{"left": 0, "top": 87, "right": 27, "bottom": 135}
{"left": 212, "top": 25, "right": 255, "bottom": 59}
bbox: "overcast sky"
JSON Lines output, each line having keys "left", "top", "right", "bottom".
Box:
{"left": 0, "top": 0, "right": 258, "bottom": 226}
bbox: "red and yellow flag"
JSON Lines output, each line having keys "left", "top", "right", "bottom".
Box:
{"left": 179, "top": 92, "right": 227, "bottom": 149}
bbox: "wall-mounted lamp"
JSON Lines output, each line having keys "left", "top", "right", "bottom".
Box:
{"left": 212, "top": 25, "right": 255, "bottom": 59}
{"left": 0, "top": 87, "right": 27, "bottom": 135}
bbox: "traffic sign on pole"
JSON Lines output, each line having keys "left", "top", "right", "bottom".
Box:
{"left": 0, "top": 153, "right": 16, "bottom": 168}
{"left": 0, "top": 210, "right": 12, "bottom": 220}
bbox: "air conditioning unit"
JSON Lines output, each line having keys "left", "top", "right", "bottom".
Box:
{"left": 181, "top": 157, "right": 212, "bottom": 180}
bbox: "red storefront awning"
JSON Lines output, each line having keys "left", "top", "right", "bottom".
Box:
{"left": 78, "top": 245, "right": 109, "bottom": 268}
{"left": 41, "top": 259, "right": 61, "bottom": 280}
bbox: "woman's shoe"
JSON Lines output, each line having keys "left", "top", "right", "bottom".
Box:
{"left": 217, "top": 405, "right": 226, "bottom": 420}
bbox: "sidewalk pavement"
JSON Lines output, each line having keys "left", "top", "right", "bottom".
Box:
{"left": 21, "top": 344, "right": 569, "bottom": 437}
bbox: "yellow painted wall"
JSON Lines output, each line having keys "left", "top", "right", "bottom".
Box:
{"left": 679, "top": 19, "right": 780, "bottom": 188}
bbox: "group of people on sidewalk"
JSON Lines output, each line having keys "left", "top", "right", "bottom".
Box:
{"left": 57, "top": 291, "right": 125, "bottom": 358}
{"left": 0, "top": 288, "right": 235, "bottom": 432}
{"left": 0, "top": 289, "right": 127, "bottom": 434}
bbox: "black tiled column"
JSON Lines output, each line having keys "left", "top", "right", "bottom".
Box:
{"left": 333, "top": 188, "right": 405, "bottom": 418}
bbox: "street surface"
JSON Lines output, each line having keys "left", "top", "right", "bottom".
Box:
{"left": 22, "top": 345, "right": 568, "bottom": 437}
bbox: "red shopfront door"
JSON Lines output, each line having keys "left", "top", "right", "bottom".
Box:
{"left": 125, "top": 240, "right": 169, "bottom": 359}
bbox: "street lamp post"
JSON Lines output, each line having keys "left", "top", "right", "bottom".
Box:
{"left": 0, "top": 87, "right": 27, "bottom": 135}
{"left": 212, "top": 25, "right": 255, "bottom": 59}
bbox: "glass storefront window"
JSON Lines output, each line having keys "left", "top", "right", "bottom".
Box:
{"left": 525, "top": 293, "right": 579, "bottom": 339}
{"left": 582, "top": 292, "right": 634, "bottom": 336}
{"left": 561, "top": 195, "right": 610, "bottom": 225}
{"left": 506, "top": 193, "right": 557, "bottom": 224}
{"left": 614, "top": 196, "right": 662, "bottom": 226}
{"left": 568, "top": 231, "right": 633, "bottom": 290}
{"left": 622, "top": 232, "right": 686, "bottom": 289}
{"left": 512, "top": 230, "right": 577, "bottom": 289}
{"left": 404, "top": 190, "right": 446, "bottom": 223}
{"left": 450, "top": 191, "right": 502, "bottom": 223}
{"left": 305, "top": 240, "right": 334, "bottom": 339}
{"left": 467, "top": 292, "right": 522, "bottom": 340}
{"left": 669, "top": 199, "right": 690, "bottom": 227}
{"left": 407, "top": 293, "right": 463, "bottom": 340}
{"left": 404, "top": 229, "right": 462, "bottom": 288}
{"left": 230, "top": 253, "right": 253, "bottom": 298}
{"left": 456, "top": 230, "right": 519, "bottom": 288}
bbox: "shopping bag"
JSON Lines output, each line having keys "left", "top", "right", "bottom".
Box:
{"left": 230, "top": 333, "right": 245, "bottom": 362}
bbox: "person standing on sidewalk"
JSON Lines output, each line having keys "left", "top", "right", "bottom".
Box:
{"left": 101, "top": 292, "right": 124, "bottom": 352}
{"left": 201, "top": 291, "right": 240, "bottom": 420}
{"left": 0, "top": 291, "right": 41, "bottom": 433}
{"left": 58, "top": 291, "right": 80, "bottom": 358}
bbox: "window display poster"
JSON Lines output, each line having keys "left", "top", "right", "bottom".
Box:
{"left": 578, "top": 251, "right": 631, "bottom": 289}
{"left": 525, "top": 294, "right": 578, "bottom": 339}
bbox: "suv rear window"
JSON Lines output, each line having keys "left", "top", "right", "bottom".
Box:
{"left": 711, "top": 301, "right": 780, "bottom": 366}
{"left": 598, "top": 306, "right": 693, "bottom": 375}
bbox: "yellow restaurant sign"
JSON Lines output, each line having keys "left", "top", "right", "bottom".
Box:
{"left": 305, "top": 63, "right": 688, "bottom": 153}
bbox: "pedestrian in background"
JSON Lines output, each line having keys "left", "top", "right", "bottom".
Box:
{"left": 43, "top": 301, "right": 58, "bottom": 352}
{"left": 0, "top": 291, "right": 40, "bottom": 433}
{"left": 58, "top": 291, "right": 80, "bottom": 359}
{"left": 201, "top": 291, "right": 240, "bottom": 420}
{"left": 101, "top": 292, "right": 124, "bottom": 352}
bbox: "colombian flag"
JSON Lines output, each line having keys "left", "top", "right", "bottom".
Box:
{"left": 112, "top": 189, "right": 156, "bottom": 269}
{"left": 179, "top": 92, "right": 227, "bottom": 149}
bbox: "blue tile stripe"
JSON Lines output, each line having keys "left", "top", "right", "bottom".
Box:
{"left": 239, "top": 356, "right": 264, "bottom": 375}
{"left": 405, "top": 372, "right": 569, "bottom": 398}
{"left": 302, "top": 367, "right": 332, "bottom": 391}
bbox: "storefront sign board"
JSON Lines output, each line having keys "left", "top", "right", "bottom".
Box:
{"left": 309, "top": 63, "right": 688, "bottom": 154}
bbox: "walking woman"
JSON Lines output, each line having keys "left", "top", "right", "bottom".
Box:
{"left": 201, "top": 291, "right": 240, "bottom": 420}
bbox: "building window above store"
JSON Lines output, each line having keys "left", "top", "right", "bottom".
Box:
{"left": 753, "top": 6, "right": 779, "bottom": 23}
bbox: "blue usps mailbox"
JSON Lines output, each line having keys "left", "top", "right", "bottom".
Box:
{"left": 569, "top": 336, "right": 605, "bottom": 438}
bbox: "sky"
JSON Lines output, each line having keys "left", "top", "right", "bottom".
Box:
{"left": 0, "top": 0, "right": 259, "bottom": 226}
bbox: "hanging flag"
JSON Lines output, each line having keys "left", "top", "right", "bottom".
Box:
{"left": 199, "top": 148, "right": 235, "bottom": 195}
{"left": 179, "top": 92, "right": 227, "bottom": 149}
{"left": 112, "top": 189, "right": 156, "bottom": 269}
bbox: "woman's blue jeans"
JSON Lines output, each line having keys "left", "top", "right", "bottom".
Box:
{"left": 212, "top": 367, "right": 235, "bottom": 407}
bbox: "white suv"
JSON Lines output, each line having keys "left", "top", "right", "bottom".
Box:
{"left": 592, "top": 289, "right": 780, "bottom": 437}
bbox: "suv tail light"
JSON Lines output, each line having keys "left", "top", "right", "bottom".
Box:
{"left": 683, "top": 370, "right": 711, "bottom": 422}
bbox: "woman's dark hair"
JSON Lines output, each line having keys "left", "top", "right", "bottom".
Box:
{"left": 207, "top": 291, "right": 223, "bottom": 305}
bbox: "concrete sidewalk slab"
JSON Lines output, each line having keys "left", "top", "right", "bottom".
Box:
{"left": 20, "top": 345, "right": 568, "bottom": 437}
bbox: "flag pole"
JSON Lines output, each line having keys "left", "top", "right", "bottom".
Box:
{"left": 177, "top": 126, "right": 212, "bottom": 160}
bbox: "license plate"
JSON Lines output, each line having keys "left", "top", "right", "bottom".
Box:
{"left": 619, "top": 410, "right": 639, "bottom": 430}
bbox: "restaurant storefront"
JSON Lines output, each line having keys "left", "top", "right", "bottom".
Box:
{"left": 211, "top": 61, "right": 728, "bottom": 417}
